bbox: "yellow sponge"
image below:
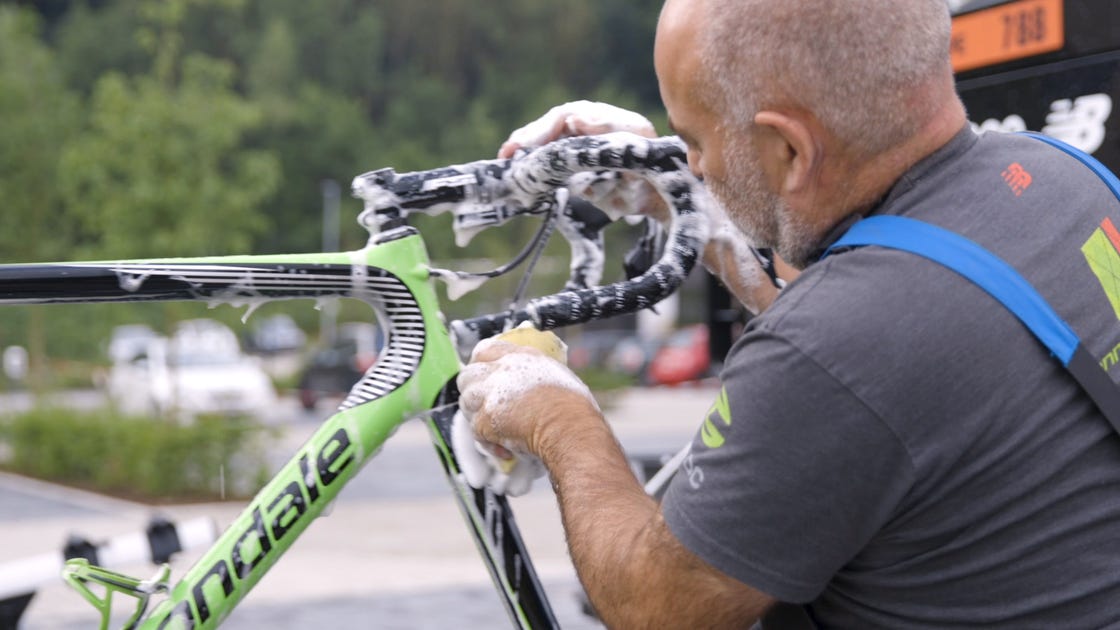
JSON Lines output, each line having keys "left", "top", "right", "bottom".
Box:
{"left": 495, "top": 322, "right": 568, "bottom": 364}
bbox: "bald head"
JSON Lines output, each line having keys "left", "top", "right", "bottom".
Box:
{"left": 659, "top": 0, "right": 957, "bottom": 156}
{"left": 655, "top": 0, "right": 965, "bottom": 268}
{"left": 654, "top": 0, "right": 705, "bottom": 90}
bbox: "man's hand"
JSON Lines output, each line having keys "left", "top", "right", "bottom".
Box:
{"left": 459, "top": 338, "right": 777, "bottom": 627}
{"left": 457, "top": 337, "right": 600, "bottom": 460}
{"left": 498, "top": 100, "right": 657, "bottom": 159}
{"left": 500, "top": 101, "right": 666, "bottom": 222}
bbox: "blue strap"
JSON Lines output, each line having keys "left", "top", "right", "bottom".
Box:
{"left": 1023, "top": 132, "right": 1120, "bottom": 201}
{"left": 819, "top": 133, "right": 1120, "bottom": 433}
{"left": 821, "top": 215, "right": 1081, "bottom": 366}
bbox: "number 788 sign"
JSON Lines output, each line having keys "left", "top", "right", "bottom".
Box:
{"left": 951, "top": 0, "right": 1065, "bottom": 73}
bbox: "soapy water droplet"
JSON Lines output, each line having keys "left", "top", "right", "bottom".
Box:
{"left": 118, "top": 273, "right": 149, "bottom": 293}
{"left": 429, "top": 268, "right": 489, "bottom": 301}
{"left": 239, "top": 301, "right": 263, "bottom": 324}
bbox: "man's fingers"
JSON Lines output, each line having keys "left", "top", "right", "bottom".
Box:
{"left": 568, "top": 116, "right": 656, "bottom": 138}
{"left": 567, "top": 119, "right": 617, "bottom": 136}
{"left": 498, "top": 141, "right": 521, "bottom": 159}
{"left": 498, "top": 101, "right": 656, "bottom": 158}
{"left": 457, "top": 360, "right": 495, "bottom": 413}
{"left": 458, "top": 382, "right": 485, "bottom": 415}
{"left": 457, "top": 341, "right": 546, "bottom": 413}
{"left": 501, "top": 108, "right": 574, "bottom": 157}
{"left": 483, "top": 441, "right": 515, "bottom": 461}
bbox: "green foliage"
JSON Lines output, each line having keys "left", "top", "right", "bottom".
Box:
{"left": 249, "top": 84, "right": 379, "bottom": 254}
{"left": 0, "top": 6, "right": 80, "bottom": 263}
{"left": 0, "top": 407, "right": 272, "bottom": 501}
{"left": 53, "top": 2, "right": 148, "bottom": 96}
{"left": 0, "top": 7, "right": 85, "bottom": 386}
{"left": 59, "top": 55, "right": 280, "bottom": 258}
{"left": 4, "top": 0, "right": 670, "bottom": 367}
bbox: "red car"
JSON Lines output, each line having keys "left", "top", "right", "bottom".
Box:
{"left": 646, "top": 324, "right": 710, "bottom": 386}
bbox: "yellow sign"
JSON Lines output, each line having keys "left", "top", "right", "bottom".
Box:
{"left": 951, "top": 0, "right": 1065, "bottom": 73}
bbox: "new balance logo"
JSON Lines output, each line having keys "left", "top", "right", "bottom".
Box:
{"left": 1002, "top": 163, "right": 1033, "bottom": 197}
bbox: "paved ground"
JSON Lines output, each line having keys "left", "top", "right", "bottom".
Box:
{"left": 0, "top": 386, "right": 717, "bottom": 629}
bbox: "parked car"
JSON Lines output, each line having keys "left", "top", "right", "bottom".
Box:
{"left": 646, "top": 324, "right": 711, "bottom": 386}
{"left": 106, "top": 324, "right": 158, "bottom": 364}
{"left": 244, "top": 314, "right": 307, "bottom": 355}
{"left": 563, "top": 329, "right": 631, "bottom": 372}
{"left": 604, "top": 335, "right": 661, "bottom": 382}
{"left": 297, "top": 323, "right": 383, "bottom": 410}
{"left": 108, "top": 319, "right": 276, "bottom": 418}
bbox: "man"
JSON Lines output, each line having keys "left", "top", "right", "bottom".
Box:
{"left": 459, "top": 0, "right": 1120, "bottom": 626}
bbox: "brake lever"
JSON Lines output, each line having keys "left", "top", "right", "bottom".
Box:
{"left": 622, "top": 217, "right": 665, "bottom": 281}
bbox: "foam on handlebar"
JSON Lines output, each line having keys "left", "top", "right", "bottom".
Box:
{"left": 450, "top": 133, "right": 713, "bottom": 355}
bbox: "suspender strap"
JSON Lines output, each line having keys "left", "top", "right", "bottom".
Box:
{"left": 1023, "top": 131, "right": 1120, "bottom": 198}
{"left": 821, "top": 214, "right": 1120, "bottom": 435}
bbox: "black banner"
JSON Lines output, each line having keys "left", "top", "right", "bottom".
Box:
{"left": 958, "top": 51, "right": 1120, "bottom": 168}
{"left": 954, "top": 0, "right": 1120, "bottom": 170}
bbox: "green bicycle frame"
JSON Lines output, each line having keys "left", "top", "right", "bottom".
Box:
{"left": 0, "top": 225, "right": 558, "bottom": 629}
{"left": 143, "top": 231, "right": 457, "bottom": 628}
{"left": 4, "top": 131, "right": 711, "bottom": 629}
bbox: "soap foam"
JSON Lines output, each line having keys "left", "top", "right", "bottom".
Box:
{"left": 459, "top": 339, "right": 599, "bottom": 442}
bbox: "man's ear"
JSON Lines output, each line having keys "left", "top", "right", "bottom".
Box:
{"left": 753, "top": 110, "right": 821, "bottom": 195}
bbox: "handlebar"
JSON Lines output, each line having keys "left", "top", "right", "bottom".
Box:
{"left": 353, "top": 153, "right": 620, "bottom": 291}
{"left": 352, "top": 132, "right": 712, "bottom": 352}
{"left": 449, "top": 133, "right": 711, "bottom": 349}
{"left": 352, "top": 158, "right": 531, "bottom": 244}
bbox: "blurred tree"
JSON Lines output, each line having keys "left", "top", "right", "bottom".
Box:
{"left": 58, "top": 0, "right": 280, "bottom": 259}
{"left": 0, "top": 6, "right": 80, "bottom": 263}
{"left": 594, "top": 0, "right": 662, "bottom": 107}
{"left": 58, "top": 57, "right": 279, "bottom": 258}
{"left": 243, "top": 13, "right": 382, "bottom": 254}
{"left": 240, "top": 0, "right": 386, "bottom": 106}
{"left": 52, "top": 1, "right": 147, "bottom": 95}
{"left": 249, "top": 84, "right": 380, "bottom": 254}
{"left": 4, "top": 0, "right": 677, "bottom": 364}
{"left": 0, "top": 6, "right": 82, "bottom": 387}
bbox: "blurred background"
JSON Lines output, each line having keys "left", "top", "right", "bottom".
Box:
{"left": 3, "top": 0, "right": 1118, "bottom": 626}
{"left": 0, "top": 2, "right": 723, "bottom": 627}
{"left": 0, "top": 0, "right": 727, "bottom": 397}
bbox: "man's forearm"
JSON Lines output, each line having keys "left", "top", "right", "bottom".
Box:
{"left": 536, "top": 402, "right": 773, "bottom": 627}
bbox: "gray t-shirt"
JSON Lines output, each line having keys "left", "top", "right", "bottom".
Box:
{"left": 661, "top": 126, "right": 1120, "bottom": 628}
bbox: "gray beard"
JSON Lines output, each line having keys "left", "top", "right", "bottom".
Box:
{"left": 708, "top": 143, "right": 820, "bottom": 270}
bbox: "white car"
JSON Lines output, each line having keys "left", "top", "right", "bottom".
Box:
{"left": 108, "top": 320, "right": 277, "bottom": 419}
{"left": 106, "top": 324, "right": 159, "bottom": 364}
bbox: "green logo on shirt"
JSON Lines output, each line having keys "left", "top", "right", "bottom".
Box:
{"left": 701, "top": 387, "right": 732, "bottom": 449}
{"left": 1081, "top": 217, "right": 1120, "bottom": 322}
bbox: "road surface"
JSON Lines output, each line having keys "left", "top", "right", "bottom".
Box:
{"left": 0, "top": 386, "right": 716, "bottom": 629}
